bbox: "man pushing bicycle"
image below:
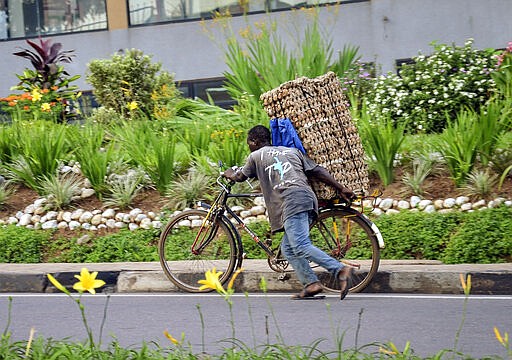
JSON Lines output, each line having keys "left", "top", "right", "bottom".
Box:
{"left": 223, "top": 125, "right": 357, "bottom": 300}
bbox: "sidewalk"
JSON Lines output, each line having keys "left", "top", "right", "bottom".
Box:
{"left": 1, "top": 260, "right": 511, "bottom": 295}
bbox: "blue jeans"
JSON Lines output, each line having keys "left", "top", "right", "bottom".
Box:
{"left": 281, "top": 210, "right": 344, "bottom": 286}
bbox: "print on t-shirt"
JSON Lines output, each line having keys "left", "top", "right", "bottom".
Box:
{"left": 262, "top": 148, "right": 296, "bottom": 189}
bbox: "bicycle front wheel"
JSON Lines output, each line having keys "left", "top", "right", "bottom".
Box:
{"left": 158, "top": 209, "right": 239, "bottom": 293}
{"left": 310, "top": 207, "right": 380, "bottom": 293}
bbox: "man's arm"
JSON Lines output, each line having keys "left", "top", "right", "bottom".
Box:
{"left": 223, "top": 167, "right": 248, "bottom": 182}
{"left": 306, "top": 165, "right": 357, "bottom": 202}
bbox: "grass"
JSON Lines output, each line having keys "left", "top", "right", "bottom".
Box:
{"left": 1, "top": 271, "right": 510, "bottom": 359}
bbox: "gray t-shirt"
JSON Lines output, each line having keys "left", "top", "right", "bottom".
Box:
{"left": 241, "top": 146, "right": 318, "bottom": 232}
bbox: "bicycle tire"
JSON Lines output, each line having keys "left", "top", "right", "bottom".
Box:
{"left": 310, "top": 207, "right": 380, "bottom": 293}
{"left": 158, "top": 209, "right": 240, "bottom": 293}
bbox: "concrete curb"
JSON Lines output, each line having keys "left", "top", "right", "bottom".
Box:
{"left": 1, "top": 260, "right": 511, "bottom": 295}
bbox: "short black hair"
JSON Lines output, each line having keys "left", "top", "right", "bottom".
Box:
{"left": 247, "top": 125, "right": 271, "bottom": 144}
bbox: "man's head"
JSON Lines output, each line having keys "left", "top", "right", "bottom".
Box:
{"left": 247, "top": 125, "right": 271, "bottom": 152}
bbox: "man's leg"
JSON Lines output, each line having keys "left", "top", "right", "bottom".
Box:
{"left": 283, "top": 211, "right": 344, "bottom": 279}
{"left": 281, "top": 231, "right": 318, "bottom": 286}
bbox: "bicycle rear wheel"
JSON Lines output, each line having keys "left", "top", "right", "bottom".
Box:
{"left": 310, "top": 207, "right": 380, "bottom": 293}
{"left": 158, "top": 209, "right": 239, "bottom": 292}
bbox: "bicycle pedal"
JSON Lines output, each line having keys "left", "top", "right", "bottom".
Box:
{"left": 277, "top": 273, "right": 290, "bottom": 281}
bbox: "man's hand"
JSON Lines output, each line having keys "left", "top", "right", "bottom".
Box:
{"left": 222, "top": 166, "right": 247, "bottom": 182}
{"left": 337, "top": 186, "right": 357, "bottom": 204}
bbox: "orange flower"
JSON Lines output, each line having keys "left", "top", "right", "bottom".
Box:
{"left": 41, "top": 88, "right": 50, "bottom": 94}
{"left": 51, "top": 85, "right": 58, "bottom": 91}
{"left": 23, "top": 105, "right": 30, "bottom": 111}
{"left": 8, "top": 101, "right": 16, "bottom": 106}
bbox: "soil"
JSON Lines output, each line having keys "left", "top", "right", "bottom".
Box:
{"left": 1, "top": 169, "right": 512, "bottom": 226}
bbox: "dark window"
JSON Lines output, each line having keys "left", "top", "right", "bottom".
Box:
{"left": 2, "top": 0, "right": 107, "bottom": 40}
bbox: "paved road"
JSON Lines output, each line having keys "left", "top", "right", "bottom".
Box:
{"left": 1, "top": 293, "right": 510, "bottom": 358}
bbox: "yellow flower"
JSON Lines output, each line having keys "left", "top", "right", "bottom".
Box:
{"left": 379, "top": 347, "right": 398, "bottom": 355}
{"left": 127, "top": 101, "right": 138, "bottom": 111}
{"left": 47, "top": 274, "right": 69, "bottom": 294}
{"left": 73, "top": 268, "right": 106, "bottom": 294}
{"left": 198, "top": 268, "right": 224, "bottom": 293}
{"left": 379, "top": 342, "right": 399, "bottom": 355}
{"left": 494, "top": 326, "right": 509, "bottom": 347}
{"left": 227, "top": 268, "right": 243, "bottom": 291}
{"left": 163, "top": 329, "right": 180, "bottom": 345}
{"left": 31, "top": 89, "right": 42, "bottom": 102}
{"left": 41, "top": 102, "right": 51, "bottom": 112}
{"left": 459, "top": 273, "right": 472, "bottom": 295}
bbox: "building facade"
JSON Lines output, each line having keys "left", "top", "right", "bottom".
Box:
{"left": 0, "top": 0, "right": 510, "bottom": 100}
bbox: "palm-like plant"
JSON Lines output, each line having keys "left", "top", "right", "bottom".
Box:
{"left": 11, "top": 38, "right": 80, "bottom": 122}
{"left": 13, "top": 38, "right": 76, "bottom": 90}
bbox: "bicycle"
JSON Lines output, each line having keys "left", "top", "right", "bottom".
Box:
{"left": 158, "top": 167, "right": 385, "bottom": 294}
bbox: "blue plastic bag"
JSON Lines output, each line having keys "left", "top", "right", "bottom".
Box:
{"left": 269, "top": 117, "right": 306, "bottom": 154}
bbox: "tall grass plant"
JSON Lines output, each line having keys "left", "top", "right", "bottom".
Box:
{"left": 435, "top": 111, "right": 481, "bottom": 186}
{"left": 475, "top": 99, "right": 512, "bottom": 166}
{"left": 68, "top": 122, "right": 117, "bottom": 199}
{"left": 4, "top": 121, "right": 69, "bottom": 192}
{"left": 356, "top": 103, "right": 406, "bottom": 186}
{"left": 114, "top": 121, "right": 182, "bottom": 194}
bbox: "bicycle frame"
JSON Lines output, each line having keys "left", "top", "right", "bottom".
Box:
{"left": 197, "top": 176, "right": 276, "bottom": 259}
{"left": 195, "top": 176, "right": 384, "bottom": 268}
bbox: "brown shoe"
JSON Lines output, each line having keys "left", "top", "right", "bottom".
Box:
{"left": 338, "top": 267, "right": 354, "bottom": 301}
{"left": 291, "top": 281, "right": 323, "bottom": 299}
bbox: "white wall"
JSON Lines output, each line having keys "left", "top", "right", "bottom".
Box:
{"left": 0, "top": 0, "right": 511, "bottom": 97}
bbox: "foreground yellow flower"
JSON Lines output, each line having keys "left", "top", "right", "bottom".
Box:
{"left": 459, "top": 273, "right": 472, "bottom": 295}
{"left": 494, "top": 326, "right": 509, "bottom": 347}
{"left": 227, "top": 268, "right": 244, "bottom": 291}
{"left": 198, "top": 267, "right": 224, "bottom": 293}
{"left": 163, "top": 329, "right": 180, "bottom": 345}
{"left": 73, "top": 268, "right": 106, "bottom": 294}
{"left": 47, "top": 273, "right": 69, "bottom": 294}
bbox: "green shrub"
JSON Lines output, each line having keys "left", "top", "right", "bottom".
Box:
{"left": 86, "top": 49, "right": 178, "bottom": 119}
{"left": 376, "top": 211, "right": 463, "bottom": 260}
{"left": 3, "top": 207, "right": 511, "bottom": 265}
{"left": 443, "top": 206, "right": 512, "bottom": 263}
{"left": 47, "top": 230, "right": 160, "bottom": 263}
{"left": 0, "top": 226, "right": 50, "bottom": 263}
{"left": 366, "top": 39, "right": 497, "bottom": 133}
